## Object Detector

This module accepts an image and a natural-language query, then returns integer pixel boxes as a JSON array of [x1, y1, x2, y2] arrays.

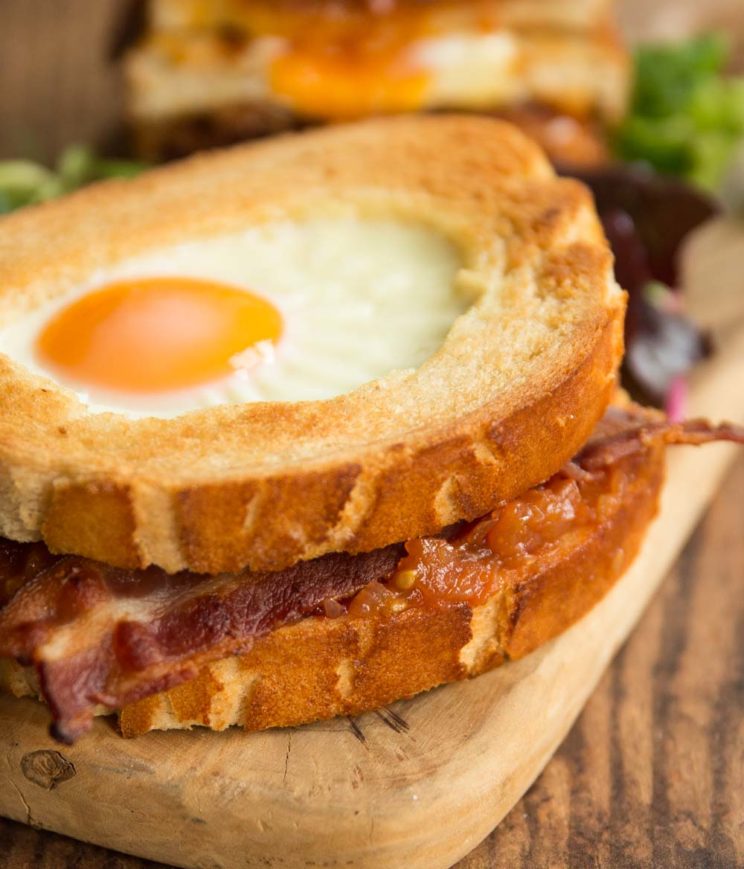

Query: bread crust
[[0, 116, 624, 574], [0, 441, 661, 736]]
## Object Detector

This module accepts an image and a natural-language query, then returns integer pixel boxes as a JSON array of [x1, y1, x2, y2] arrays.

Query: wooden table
[[1, 2, 743, 866]]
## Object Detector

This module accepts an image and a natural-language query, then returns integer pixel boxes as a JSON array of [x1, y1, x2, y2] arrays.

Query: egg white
[[0, 219, 467, 418]]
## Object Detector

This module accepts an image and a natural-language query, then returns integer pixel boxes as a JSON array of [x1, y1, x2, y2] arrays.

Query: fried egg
[[269, 33, 519, 120], [0, 219, 466, 418]]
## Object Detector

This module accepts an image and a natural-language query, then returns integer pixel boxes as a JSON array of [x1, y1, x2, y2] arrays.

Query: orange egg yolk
[[253, 0, 510, 120], [270, 47, 429, 120], [36, 277, 283, 394]]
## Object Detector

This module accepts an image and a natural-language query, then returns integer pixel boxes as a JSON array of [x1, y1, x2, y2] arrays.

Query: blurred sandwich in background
[[124, 0, 630, 164]]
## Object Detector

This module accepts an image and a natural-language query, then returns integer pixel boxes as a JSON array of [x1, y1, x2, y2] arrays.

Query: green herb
[[0, 146, 147, 214], [614, 35, 744, 193]]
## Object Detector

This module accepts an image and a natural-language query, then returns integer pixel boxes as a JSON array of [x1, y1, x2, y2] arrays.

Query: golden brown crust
[[117, 444, 665, 735], [0, 116, 624, 574]]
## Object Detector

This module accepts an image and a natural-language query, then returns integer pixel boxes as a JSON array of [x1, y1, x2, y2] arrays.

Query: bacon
[[0, 404, 742, 743], [575, 405, 744, 471], [0, 544, 402, 743]]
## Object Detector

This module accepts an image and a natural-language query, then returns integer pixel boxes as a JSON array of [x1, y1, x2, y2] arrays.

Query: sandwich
[[0, 116, 741, 743], [123, 0, 630, 164]]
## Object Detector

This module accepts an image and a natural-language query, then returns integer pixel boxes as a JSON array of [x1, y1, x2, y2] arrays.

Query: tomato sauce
[[345, 459, 633, 618]]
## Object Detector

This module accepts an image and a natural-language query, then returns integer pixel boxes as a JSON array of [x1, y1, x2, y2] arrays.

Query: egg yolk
[[270, 49, 429, 120], [36, 277, 283, 393], [252, 0, 510, 120]]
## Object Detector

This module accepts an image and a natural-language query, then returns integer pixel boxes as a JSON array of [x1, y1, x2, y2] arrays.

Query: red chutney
[[345, 460, 630, 618]]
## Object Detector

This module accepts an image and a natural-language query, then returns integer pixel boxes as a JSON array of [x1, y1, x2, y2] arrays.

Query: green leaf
[[0, 148, 148, 215], [689, 132, 740, 191], [56, 145, 97, 191], [89, 157, 149, 179], [615, 116, 695, 176], [632, 34, 728, 118], [614, 33, 744, 192], [0, 159, 57, 195]]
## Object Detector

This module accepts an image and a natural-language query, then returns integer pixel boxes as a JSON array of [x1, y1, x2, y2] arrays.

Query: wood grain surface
[[0, 1, 743, 867]]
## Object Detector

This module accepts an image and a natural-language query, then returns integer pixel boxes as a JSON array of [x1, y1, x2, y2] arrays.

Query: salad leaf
[[0, 146, 147, 214], [615, 35, 744, 193], [631, 34, 728, 118]]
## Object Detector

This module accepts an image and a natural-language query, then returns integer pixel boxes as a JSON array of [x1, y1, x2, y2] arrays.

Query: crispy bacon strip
[[0, 544, 402, 742], [0, 405, 742, 743], [575, 406, 744, 471]]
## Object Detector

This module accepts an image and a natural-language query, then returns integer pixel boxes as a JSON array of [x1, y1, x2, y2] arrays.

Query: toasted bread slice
[[0, 117, 624, 574]]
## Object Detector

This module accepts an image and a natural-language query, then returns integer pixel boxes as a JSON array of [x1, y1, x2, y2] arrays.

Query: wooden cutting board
[[1, 221, 743, 869]]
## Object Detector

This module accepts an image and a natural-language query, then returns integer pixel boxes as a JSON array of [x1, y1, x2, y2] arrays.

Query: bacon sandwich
[[0, 116, 741, 743], [124, 0, 630, 165]]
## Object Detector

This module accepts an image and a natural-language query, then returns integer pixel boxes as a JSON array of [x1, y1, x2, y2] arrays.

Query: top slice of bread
[[0, 116, 624, 574]]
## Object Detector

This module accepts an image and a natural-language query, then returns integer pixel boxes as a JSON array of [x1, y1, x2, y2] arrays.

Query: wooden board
[[1, 255, 743, 867]]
